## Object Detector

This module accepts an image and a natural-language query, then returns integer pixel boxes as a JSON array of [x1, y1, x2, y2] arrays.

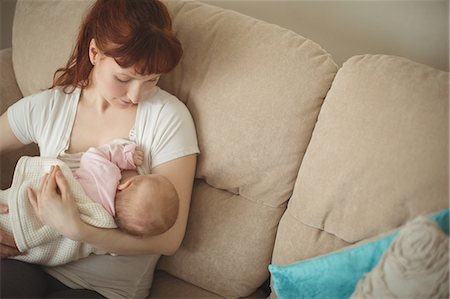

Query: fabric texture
[[351, 216, 449, 299], [155, 1, 337, 296], [0, 48, 22, 114], [272, 54, 449, 268], [11, 0, 336, 296], [40, 85, 198, 298], [10, 0, 448, 298], [0, 51, 36, 190], [269, 209, 449, 299], [12, 0, 94, 97], [6, 84, 198, 297], [7, 87, 199, 173], [46, 253, 160, 299], [75, 142, 137, 216], [0, 156, 116, 266]]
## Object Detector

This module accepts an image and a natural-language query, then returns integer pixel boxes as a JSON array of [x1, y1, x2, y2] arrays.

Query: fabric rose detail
[[351, 216, 449, 299]]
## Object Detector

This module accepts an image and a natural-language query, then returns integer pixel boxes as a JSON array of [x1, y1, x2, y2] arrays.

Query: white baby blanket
[[0, 156, 117, 266]]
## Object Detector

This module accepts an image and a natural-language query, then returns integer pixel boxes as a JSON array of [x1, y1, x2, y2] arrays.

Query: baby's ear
[[117, 179, 132, 191]]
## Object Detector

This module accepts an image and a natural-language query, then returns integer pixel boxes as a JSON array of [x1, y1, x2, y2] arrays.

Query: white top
[[7, 86, 200, 298], [8, 86, 199, 172]]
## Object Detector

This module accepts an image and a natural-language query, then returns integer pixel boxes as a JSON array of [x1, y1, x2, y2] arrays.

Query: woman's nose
[[127, 83, 143, 104]]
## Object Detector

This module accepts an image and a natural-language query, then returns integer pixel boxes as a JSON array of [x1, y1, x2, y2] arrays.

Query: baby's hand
[[133, 148, 144, 166]]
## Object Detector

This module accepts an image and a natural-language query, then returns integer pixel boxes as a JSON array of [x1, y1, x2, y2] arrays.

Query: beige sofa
[[1, 1, 448, 298]]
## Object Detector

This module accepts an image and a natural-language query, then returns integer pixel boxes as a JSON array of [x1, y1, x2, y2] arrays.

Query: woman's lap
[[0, 259, 104, 298]]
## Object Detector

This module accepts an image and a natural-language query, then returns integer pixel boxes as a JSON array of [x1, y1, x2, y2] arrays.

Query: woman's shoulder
[[141, 87, 179, 104], [140, 87, 190, 115], [23, 87, 80, 104]]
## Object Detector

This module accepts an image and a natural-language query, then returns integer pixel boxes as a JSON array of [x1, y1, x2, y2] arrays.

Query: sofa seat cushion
[[158, 180, 286, 297]]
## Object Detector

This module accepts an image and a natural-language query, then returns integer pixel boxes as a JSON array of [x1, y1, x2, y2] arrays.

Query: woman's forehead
[[112, 60, 160, 79]]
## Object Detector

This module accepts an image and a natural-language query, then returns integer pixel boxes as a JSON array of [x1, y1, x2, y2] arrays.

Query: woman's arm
[[0, 112, 25, 257], [0, 113, 25, 154], [28, 154, 197, 256]]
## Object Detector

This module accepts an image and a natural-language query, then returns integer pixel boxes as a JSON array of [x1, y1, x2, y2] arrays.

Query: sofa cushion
[[272, 54, 448, 270], [157, 1, 337, 297], [351, 213, 449, 299], [269, 209, 449, 299], [0, 48, 22, 112]]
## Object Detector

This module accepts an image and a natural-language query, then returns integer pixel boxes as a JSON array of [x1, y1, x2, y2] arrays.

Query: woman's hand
[[0, 204, 21, 257], [27, 165, 85, 241]]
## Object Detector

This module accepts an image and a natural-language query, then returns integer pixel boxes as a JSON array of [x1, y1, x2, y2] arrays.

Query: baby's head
[[114, 174, 179, 236]]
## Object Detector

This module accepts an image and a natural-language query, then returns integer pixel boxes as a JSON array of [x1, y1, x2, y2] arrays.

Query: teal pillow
[[269, 208, 449, 299]]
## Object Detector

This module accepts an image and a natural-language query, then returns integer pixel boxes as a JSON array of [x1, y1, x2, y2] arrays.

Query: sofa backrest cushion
[[12, 0, 94, 96], [272, 54, 449, 267]]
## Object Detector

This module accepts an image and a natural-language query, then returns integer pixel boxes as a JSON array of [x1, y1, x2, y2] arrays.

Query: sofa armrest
[[0, 48, 23, 114]]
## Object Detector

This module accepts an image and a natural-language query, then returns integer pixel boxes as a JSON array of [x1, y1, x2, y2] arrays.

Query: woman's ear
[[89, 38, 99, 66]]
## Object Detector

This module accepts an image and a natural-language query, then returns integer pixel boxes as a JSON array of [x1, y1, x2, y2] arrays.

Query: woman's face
[[89, 40, 160, 109], [93, 56, 160, 109]]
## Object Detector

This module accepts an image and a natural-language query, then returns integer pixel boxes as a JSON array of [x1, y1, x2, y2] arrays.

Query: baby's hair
[[115, 175, 179, 237]]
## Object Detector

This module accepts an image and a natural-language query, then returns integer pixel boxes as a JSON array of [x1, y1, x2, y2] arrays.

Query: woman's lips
[[119, 98, 133, 106]]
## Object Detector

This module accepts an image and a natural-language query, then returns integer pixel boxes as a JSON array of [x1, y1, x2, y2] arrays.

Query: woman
[[0, 0, 199, 298]]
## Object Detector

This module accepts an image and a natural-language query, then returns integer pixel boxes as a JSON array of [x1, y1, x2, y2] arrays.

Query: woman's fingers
[[0, 230, 16, 248], [39, 172, 49, 192], [0, 230, 20, 257], [55, 166, 69, 199], [44, 166, 58, 193], [0, 244, 22, 257], [27, 165, 61, 220]]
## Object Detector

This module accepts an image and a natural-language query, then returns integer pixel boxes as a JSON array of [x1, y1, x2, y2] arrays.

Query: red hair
[[51, 0, 182, 92]]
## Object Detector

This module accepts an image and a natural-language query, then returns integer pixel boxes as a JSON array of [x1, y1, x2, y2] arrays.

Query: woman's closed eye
[[115, 76, 158, 84], [115, 76, 131, 83]]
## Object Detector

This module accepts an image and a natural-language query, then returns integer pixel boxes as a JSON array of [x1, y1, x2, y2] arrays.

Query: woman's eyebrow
[[116, 71, 160, 81]]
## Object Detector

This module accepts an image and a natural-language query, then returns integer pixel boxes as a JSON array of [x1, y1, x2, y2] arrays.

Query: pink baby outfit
[[74, 142, 137, 216]]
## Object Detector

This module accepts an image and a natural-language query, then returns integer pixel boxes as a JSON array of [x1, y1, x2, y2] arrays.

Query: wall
[[202, 1, 449, 71], [1, 0, 448, 71]]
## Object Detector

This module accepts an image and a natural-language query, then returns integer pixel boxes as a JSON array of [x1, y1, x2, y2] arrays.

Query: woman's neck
[[80, 85, 111, 113]]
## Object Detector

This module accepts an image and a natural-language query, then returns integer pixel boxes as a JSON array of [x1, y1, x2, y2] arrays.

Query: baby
[[75, 140, 179, 236], [0, 140, 179, 266]]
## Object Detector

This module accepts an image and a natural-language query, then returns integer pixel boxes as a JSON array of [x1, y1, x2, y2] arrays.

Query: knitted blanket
[[0, 156, 117, 266]]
